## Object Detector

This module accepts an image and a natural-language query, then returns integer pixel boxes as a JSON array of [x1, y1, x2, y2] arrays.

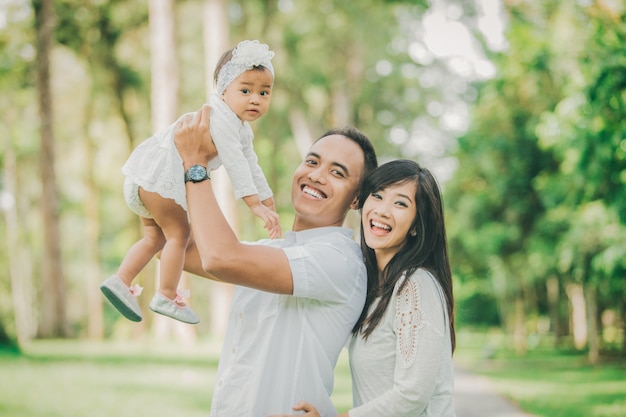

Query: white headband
[[216, 40, 275, 95]]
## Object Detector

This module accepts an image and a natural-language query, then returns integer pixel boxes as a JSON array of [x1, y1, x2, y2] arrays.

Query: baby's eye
[[260, 91, 269, 97], [241, 88, 250, 94]]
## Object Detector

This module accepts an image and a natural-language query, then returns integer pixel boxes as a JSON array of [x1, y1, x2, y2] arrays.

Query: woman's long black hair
[[352, 159, 455, 353]]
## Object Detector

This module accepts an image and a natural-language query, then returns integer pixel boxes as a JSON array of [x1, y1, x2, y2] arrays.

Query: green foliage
[[0, 1, 35, 90], [455, 280, 500, 326], [445, 0, 626, 349], [0, 322, 18, 352], [1, 0, 625, 350]]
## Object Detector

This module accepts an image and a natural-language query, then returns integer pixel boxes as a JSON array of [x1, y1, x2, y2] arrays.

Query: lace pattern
[[216, 40, 274, 95], [394, 273, 424, 368], [121, 117, 190, 212]]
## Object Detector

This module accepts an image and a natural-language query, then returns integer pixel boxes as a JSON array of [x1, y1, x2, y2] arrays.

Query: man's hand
[[174, 104, 218, 169]]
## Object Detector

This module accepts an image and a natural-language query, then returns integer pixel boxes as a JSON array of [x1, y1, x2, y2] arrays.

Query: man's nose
[[308, 168, 326, 184]]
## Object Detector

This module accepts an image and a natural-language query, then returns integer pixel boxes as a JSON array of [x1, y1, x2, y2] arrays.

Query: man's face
[[291, 134, 365, 231]]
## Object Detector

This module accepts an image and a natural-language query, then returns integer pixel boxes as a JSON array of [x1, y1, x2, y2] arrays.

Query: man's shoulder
[[306, 231, 364, 272], [255, 227, 362, 262], [305, 227, 359, 248]]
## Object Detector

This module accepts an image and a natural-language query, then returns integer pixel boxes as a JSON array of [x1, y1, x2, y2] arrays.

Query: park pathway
[[455, 366, 536, 417]]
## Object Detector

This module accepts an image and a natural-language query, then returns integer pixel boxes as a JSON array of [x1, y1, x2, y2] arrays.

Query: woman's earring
[[410, 230, 417, 237]]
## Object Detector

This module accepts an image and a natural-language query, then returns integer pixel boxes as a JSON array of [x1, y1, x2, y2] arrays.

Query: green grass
[[2, 333, 625, 417], [0, 338, 353, 417], [0, 340, 219, 417], [454, 330, 626, 417]]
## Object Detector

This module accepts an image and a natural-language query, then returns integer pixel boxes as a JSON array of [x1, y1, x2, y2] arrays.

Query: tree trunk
[[585, 282, 599, 364], [82, 90, 104, 340], [546, 275, 563, 346], [2, 127, 36, 345], [566, 282, 587, 350], [202, 0, 234, 339], [150, 0, 179, 132], [148, 0, 199, 342], [288, 109, 314, 158], [204, 0, 228, 99], [34, 0, 68, 338], [77, 4, 144, 339], [512, 291, 527, 355], [331, 81, 350, 128], [621, 296, 626, 355], [488, 256, 508, 331]]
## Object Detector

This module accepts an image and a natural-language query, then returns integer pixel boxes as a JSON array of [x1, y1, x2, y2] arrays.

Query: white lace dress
[[348, 268, 456, 417], [121, 93, 272, 214]]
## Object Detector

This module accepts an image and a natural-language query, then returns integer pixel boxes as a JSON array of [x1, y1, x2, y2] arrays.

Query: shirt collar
[[284, 226, 354, 244]]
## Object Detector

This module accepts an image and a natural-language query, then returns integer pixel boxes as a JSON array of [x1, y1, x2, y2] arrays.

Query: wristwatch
[[184, 164, 211, 183]]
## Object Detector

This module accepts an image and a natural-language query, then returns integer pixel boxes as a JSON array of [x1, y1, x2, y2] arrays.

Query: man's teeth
[[372, 221, 391, 231], [304, 186, 323, 199]]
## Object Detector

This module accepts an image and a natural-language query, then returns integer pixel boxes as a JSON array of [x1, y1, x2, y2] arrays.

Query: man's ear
[[350, 196, 359, 210]]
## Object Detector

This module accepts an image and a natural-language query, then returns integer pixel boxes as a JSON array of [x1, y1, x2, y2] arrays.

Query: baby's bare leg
[[116, 217, 166, 286], [139, 188, 190, 302]]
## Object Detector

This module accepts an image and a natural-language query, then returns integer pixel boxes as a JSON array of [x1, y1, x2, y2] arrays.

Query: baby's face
[[221, 68, 273, 122]]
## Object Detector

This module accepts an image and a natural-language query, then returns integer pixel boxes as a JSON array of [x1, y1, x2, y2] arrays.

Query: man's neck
[[292, 217, 346, 232]]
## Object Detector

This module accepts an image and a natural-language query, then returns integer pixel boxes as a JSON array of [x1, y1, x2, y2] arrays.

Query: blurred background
[[0, 0, 625, 416]]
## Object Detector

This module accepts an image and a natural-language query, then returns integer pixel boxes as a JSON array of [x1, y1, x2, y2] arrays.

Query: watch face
[[188, 165, 207, 181]]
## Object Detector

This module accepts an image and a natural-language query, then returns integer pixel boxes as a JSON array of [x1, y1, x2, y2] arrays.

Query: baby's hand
[[251, 204, 282, 239]]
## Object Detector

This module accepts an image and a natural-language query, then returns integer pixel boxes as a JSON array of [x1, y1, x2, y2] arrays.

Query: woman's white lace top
[[348, 268, 456, 417]]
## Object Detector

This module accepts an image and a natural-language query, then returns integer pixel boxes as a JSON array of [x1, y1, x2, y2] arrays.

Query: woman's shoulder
[[398, 268, 443, 298], [402, 268, 435, 286]]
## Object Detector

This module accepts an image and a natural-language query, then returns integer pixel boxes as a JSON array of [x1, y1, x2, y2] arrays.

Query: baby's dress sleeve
[[241, 123, 273, 201], [209, 95, 259, 200]]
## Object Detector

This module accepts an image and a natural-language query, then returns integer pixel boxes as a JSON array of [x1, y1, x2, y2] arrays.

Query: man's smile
[[301, 185, 327, 199]]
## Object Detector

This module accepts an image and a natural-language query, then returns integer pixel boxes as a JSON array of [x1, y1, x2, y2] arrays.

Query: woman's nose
[[374, 202, 391, 217]]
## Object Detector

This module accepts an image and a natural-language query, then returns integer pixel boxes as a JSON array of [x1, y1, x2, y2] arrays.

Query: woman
[[275, 159, 456, 417]]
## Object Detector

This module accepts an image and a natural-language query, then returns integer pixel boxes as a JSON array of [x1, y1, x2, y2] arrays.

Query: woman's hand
[[174, 104, 218, 169], [268, 401, 323, 417]]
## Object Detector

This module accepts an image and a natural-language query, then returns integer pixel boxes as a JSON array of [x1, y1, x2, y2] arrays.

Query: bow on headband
[[216, 40, 275, 95]]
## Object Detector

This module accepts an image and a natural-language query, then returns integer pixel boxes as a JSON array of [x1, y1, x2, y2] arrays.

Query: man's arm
[[175, 106, 293, 294]]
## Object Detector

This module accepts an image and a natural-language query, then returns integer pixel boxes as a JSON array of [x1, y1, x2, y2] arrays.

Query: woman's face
[[361, 180, 417, 269]]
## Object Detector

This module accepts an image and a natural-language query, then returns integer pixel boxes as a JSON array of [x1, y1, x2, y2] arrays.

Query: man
[[174, 105, 377, 417]]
